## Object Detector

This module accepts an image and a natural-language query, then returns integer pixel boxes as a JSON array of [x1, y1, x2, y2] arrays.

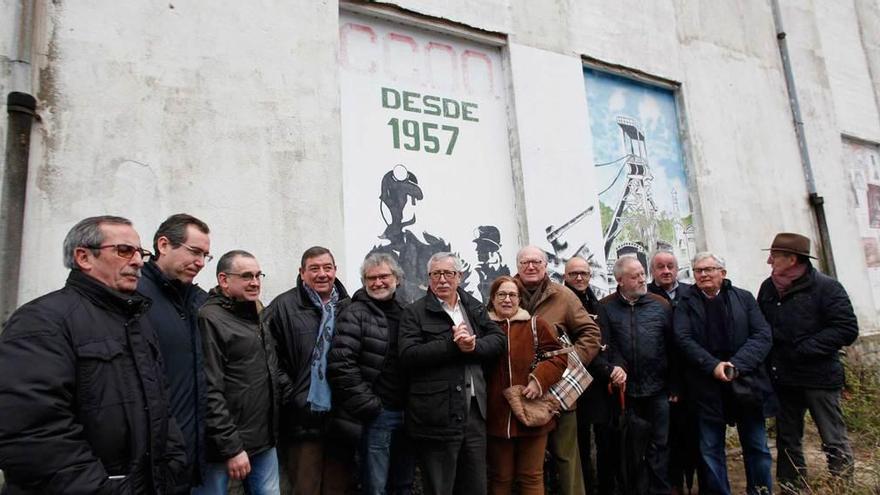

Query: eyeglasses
[[224, 271, 266, 281], [365, 273, 394, 283], [90, 244, 153, 261], [428, 270, 458, 281], [494, 291, 519, 301], [693, 266, 722, 275], [518, 259, 545, 267], [179, 243, 213, 262], [566, 271, 590, 279]]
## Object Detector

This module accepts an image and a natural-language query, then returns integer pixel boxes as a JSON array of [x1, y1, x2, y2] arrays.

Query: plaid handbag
[[528, 318, 593, 411]]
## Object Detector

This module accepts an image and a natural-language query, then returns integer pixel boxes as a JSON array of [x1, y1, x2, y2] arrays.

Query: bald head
[[564, 257, 591, 292]]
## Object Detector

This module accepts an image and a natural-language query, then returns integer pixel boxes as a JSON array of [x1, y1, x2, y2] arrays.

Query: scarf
[[305, 284, 339, 412], [771, 262, 807, 297], [519, 275, 550, 313]]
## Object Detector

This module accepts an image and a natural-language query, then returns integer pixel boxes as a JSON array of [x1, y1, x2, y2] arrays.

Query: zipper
[[505, 318, 512, 439], [630, 304, 638, 395]]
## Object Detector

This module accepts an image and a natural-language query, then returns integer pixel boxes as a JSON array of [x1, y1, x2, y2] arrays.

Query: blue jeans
[[698, 415, 772, 495], [361, 407, 415, 495], [194, 447, 280, 495]]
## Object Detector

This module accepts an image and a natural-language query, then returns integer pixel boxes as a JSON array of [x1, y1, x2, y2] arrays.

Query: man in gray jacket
[[197, 250, 284, 495]]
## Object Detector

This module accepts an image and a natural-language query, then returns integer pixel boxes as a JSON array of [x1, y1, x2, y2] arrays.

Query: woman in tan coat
[[486, 276, 567, 495]]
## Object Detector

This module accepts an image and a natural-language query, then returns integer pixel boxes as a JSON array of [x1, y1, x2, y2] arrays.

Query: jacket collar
[[350, 287, 405, 310], [295, 274, 350, 309], [425, 287, 475, 314], [67, 269, 151, 317], [515, 274, 558, 310], [143, 260, 202, 303], [611, 289, 654, 306], [488, 307, 530, 322], [205, 286, 261, 320], [782, 262, 815, 296]]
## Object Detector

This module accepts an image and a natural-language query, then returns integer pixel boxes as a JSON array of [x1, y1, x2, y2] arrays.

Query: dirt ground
[[726, 419, 879, 494]]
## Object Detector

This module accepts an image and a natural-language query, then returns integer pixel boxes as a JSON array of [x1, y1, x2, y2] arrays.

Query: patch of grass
[[843, 357, 880, 447]]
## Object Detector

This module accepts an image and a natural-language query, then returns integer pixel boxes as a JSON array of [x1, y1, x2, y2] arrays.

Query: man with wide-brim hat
[[756, 232, 859, 492]]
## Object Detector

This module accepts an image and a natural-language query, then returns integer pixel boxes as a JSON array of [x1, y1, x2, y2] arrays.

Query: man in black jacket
[[0, 215, 186, 494], [264, 246, 353, 494], [398, 252, 505, 495], [600, 255, 676, 494], [675, 252, 775, 495], [139, 213, 212, 492], [197, 251, 284, 494], [647, 249, 700, 495], [564, 256, 622, 495], [647, 249, 691, 307], [328, 253, 415, 495], [757, 233, 858, 490]]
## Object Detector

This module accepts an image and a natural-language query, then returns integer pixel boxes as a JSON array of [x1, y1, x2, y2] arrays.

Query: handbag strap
[[529, 316, 539, 371]]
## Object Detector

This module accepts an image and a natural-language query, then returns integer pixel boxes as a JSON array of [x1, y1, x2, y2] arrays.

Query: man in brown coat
[[515, 245, 602, 495]]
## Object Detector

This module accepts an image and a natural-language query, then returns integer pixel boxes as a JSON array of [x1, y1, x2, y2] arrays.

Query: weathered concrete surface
[[19, 1, 345, 302], [781, 0, 880, 328]]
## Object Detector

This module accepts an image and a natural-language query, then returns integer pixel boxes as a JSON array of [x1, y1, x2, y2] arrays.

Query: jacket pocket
[[75, 338, 127, 410], [408, 380, 450, 427]]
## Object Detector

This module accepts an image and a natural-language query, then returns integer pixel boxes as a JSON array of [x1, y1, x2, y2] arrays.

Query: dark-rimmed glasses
[[566, 271, 590, 279], [494, 291, 519, 301], [428, 270, 458, 281], [693, 266, 722, 275], [223, 271, 266, 282], [89, 244, 153, 261]]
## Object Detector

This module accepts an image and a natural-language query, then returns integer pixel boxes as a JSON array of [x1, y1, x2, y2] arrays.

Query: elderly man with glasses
[[398, 252, 505, 495], [0, 215, 187, 493], [674, 252, 777, 495], [196, 250, 285, 495], [515, 246, 601, 495], [138, 213, 213, 493]]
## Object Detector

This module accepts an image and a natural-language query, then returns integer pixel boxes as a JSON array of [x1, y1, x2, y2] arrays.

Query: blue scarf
[[305, 285, 338, 412]]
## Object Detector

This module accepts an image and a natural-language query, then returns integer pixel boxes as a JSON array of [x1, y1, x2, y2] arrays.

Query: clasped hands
[[452, 323, 476, 353]]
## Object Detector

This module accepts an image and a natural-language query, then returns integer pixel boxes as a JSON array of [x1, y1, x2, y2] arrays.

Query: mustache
[[122, 268, 142, 278]]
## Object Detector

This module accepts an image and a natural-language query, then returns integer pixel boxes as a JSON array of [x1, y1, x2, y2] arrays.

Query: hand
[[452, 323, 475, 352], [226, 451, 251, 480], [713, 362, 735, 382], [454, 333, 476, 353], [609, 366, 627, 386], [669, 394, 679, 403], [523, 378, 542, 399]]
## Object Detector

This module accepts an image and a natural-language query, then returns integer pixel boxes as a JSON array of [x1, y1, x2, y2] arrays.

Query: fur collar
[[488, 307, 531, 322]]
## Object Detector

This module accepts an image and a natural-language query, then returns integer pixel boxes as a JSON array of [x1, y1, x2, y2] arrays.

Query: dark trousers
[[415, 400, 487, 495], [578, 421, 616, 495], [629, 394, 671, 495], [776, 387, 854, 490], [284, 438, 354, 494], [667, 401, 701, 494]]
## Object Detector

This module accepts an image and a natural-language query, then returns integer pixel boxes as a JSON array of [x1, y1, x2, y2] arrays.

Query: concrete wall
[[1, 0, 878, 331], [16, 1, 345, 301]]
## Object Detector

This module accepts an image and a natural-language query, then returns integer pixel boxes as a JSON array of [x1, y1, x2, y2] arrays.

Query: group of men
[[0, 212, 860, 495], [562, 235, 858, 495]]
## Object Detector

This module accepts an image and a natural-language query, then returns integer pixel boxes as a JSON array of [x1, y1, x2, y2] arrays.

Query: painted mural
[[844, 138, 880, 302], [338, 12, 518, 302], [584, 69, 694, 290]]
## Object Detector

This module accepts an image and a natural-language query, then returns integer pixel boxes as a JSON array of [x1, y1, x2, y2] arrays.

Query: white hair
[[692, 251, 726, 269], [426, 252, 463, 273]]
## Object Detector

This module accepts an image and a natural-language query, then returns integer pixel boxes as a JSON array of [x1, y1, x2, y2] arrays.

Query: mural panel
[[585, 69, 694, 291], [339, 13, 518, 301], [844, 138, 880, 300]]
